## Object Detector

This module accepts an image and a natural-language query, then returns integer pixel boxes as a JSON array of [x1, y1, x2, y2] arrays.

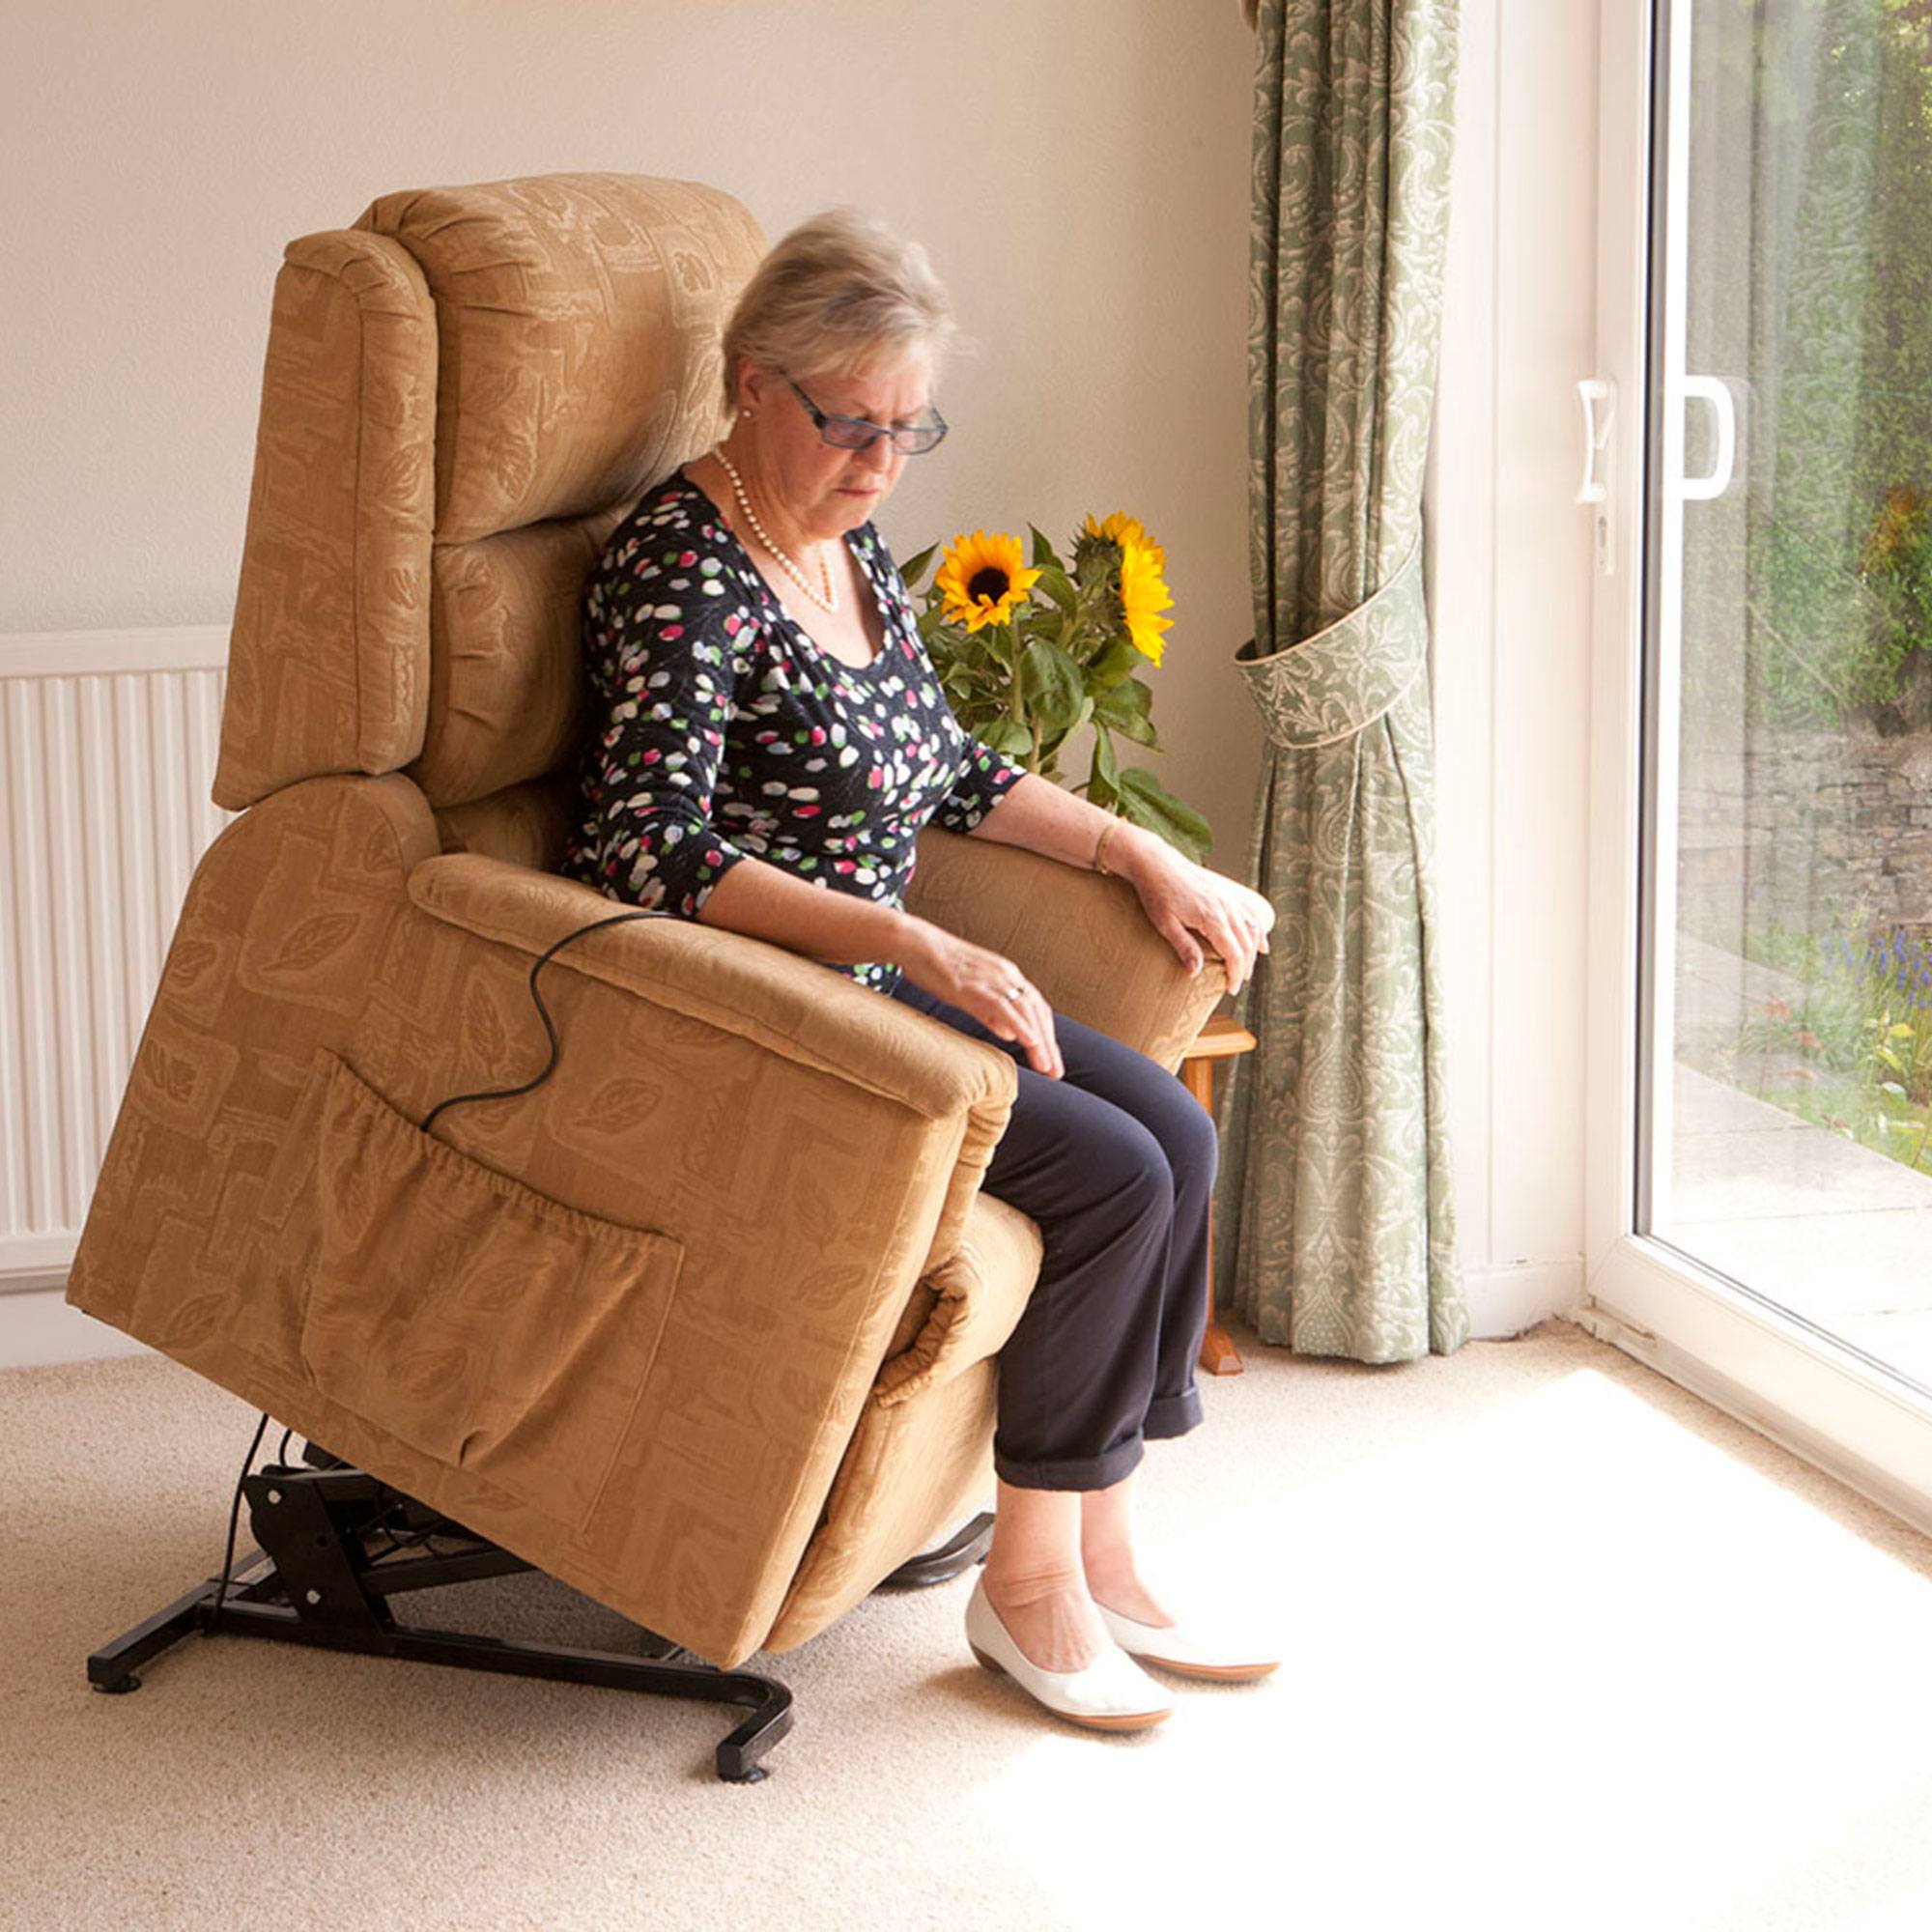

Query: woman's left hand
[[1120, 833, 1276, 995]]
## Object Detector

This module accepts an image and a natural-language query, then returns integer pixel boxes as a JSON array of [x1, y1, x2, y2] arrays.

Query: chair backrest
[[212, 173, 766, 870]]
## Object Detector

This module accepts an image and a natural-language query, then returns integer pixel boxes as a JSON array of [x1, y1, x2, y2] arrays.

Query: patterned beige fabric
[[213, 173, 765, 834], [413, 507, 626, 808], [902, 831, 1222, 1077], [68, 175, 1229, 1672], [212, 232, 437, 811], [765, 1351, 1003, 1651], [406, 852, 1025, 1129], [871, 1192, 1042, 1408], [236, 1045, 690, 1534], [432, 772, 580, 870], [352, 175, 764, 544]]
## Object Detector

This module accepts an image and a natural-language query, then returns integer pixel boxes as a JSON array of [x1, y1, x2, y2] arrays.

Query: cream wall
[[2, 0, 1263, 862]]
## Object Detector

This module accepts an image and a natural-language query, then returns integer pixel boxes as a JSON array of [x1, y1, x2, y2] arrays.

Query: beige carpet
[[7, 1315, 1932, 1932]]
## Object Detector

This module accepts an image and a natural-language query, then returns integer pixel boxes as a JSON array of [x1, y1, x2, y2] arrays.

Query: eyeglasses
[[783, 375, 949, 455]]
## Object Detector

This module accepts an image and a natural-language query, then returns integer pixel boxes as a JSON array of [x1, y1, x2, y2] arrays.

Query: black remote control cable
[[419, 906, 683, 1133]]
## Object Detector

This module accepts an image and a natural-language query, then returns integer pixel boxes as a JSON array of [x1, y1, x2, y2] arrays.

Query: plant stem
[[1005, 620, 1031, 765]]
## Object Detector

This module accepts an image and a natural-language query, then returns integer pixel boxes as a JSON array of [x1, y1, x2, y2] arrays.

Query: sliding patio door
[[1581, 0, 1932, 1530]]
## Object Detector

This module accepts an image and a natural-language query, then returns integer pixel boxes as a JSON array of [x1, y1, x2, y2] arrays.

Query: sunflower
[[935, 528, 1041, 633], [1080, 510, 1168, 577], [1116, 534, 1175, 665]]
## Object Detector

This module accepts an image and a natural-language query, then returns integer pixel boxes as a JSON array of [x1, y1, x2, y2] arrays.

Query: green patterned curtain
[[1211, 0, 1468, 1360]]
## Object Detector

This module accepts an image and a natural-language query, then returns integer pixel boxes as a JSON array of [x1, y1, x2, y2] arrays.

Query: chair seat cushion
[[874, 1190, 1043, 1407]]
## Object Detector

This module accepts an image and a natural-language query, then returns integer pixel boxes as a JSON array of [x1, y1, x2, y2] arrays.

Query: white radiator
[[1, 628, 233, 1294]]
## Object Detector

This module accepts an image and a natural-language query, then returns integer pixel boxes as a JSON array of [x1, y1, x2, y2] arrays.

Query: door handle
[[1576, 377, 1616, 503], [1677, 374, 1736, 501], [1577, 377, 1618, 576]]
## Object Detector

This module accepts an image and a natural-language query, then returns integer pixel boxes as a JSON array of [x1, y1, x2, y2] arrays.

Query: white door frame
[[1575, 0, 1932, 1537]]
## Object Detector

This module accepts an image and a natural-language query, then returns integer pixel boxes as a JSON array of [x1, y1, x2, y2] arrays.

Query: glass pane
[[1650, 0, 1932, 1391]]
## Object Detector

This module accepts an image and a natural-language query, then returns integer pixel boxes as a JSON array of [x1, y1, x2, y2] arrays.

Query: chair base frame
[[85, 1439, 995, 1783]]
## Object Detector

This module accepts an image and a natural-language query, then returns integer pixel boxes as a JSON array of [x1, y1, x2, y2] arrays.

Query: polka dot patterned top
[[558, 469, 1030, 998]]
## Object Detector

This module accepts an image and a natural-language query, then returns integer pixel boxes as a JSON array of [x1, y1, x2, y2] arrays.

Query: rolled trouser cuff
[[1142, 1385, 1204, 1440], [992, 1433, 1147, 1492]]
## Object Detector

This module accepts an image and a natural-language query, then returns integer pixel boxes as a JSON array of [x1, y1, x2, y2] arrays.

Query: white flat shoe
[[965, 1575, 1174, 1732], [1094, 1600, 1282, 1681]]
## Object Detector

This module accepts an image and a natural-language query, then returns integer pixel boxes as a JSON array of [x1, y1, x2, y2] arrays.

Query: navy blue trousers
[[886, 972, 1215, 1491]]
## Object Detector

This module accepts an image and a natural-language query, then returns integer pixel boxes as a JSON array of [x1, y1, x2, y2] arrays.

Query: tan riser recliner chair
[[66, 172, 1225, 1780]]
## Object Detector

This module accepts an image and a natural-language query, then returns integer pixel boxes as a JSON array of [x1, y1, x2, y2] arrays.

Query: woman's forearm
[[688, 774, 1171, 980], [692, 850, 929, 974], [959, 770, 1168, 884]]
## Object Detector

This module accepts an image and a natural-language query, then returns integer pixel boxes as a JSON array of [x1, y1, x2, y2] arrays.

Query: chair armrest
[[904, 826, 1229, 1071], [407, 852, 1017, 1122], [407, 850, 1022, 1339]]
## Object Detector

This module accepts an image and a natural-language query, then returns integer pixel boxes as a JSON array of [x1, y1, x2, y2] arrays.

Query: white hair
[[719, 206, 963, 413]]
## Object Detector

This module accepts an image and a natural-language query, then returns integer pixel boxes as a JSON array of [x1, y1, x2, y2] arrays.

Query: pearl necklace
[[713, 446, 841, 616]]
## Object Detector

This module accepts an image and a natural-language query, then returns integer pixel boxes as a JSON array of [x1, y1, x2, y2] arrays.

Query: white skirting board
[[1, 1286, 156, 1369]]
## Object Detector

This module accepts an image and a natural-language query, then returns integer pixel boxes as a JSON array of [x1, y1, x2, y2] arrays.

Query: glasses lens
[[815, 412, 947, 453], [821, 416, 878, 449]]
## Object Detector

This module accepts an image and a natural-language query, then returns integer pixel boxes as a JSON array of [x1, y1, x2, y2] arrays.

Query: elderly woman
[[559, 207, 1278, 1733]]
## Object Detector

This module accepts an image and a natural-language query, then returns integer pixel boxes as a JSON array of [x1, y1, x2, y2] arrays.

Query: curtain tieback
[[1234, 526, 1429, 751]]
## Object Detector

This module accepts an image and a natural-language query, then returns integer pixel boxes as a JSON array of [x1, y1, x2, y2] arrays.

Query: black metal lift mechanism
[[86, 1438, 994, 1783]]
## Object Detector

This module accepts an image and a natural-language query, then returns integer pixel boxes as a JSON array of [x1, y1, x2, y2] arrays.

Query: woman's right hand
[[899, 922, 1065, 1080]]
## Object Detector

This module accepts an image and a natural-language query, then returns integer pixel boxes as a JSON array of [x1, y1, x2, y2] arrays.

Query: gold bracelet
[[1094, 818, 1120, 876]]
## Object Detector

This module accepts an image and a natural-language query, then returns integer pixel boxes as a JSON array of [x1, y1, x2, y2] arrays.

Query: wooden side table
[[1179, 1009, 1257, 1376]]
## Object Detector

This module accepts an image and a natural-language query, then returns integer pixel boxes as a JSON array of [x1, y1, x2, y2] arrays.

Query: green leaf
[[1018, 638, 1086, 732], [1094, 676, 1157, 744], [1112, 766, 1213, 864], [1085, 755, 1119, 811], [1029, 524, 1065, 573], [1090, 635, 1144, 690], [1034, 563, 1079, 618], [898, 542, 939, 590]]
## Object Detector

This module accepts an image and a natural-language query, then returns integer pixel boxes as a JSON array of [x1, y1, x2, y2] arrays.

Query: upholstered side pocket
[[252, 1046, 685, 1533]]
